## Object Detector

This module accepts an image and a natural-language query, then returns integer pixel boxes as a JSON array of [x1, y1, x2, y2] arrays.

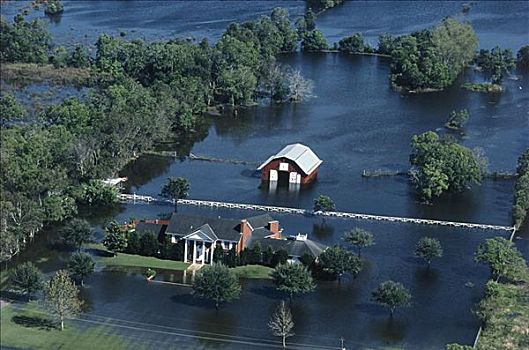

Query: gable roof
[[182, 224, 218, 242], [246, 214, 274, 230], [165, 213, 241, 242], [135, 222, 166, 236], [251, 237, 327, 258], [257, 143, 322, 175]]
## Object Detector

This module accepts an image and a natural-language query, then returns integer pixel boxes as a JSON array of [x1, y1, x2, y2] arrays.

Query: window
[[279, 162, 289, 171]]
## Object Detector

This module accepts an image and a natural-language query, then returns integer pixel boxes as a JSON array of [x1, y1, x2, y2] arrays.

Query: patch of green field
[[88, 243, 189, 271], [0, 302, 135, 350], [231, 265, 273, 279]]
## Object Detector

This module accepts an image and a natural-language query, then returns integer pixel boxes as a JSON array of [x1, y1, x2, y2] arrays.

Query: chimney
[[239, 219, 252, 253], [268, 220, 281, 238]]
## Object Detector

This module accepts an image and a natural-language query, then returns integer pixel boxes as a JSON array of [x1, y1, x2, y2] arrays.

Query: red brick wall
[[237, 219, 252, 253], [260, 158, 319, 184]]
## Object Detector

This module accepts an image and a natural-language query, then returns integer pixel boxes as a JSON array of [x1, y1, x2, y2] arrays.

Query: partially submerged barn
[[258, 143, 322, 185]]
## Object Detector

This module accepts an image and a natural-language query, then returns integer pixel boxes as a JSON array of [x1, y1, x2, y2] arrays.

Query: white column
[[210, 243, 215, 264], [200, 242, 205, 265], [184, 239, 188, 263], [193, 240, 197, 264]]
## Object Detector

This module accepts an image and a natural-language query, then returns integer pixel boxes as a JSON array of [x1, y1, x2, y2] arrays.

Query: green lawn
[[88, 243, 189, 271], [1, 302, 138, 350], [231, 265, 273, 279]]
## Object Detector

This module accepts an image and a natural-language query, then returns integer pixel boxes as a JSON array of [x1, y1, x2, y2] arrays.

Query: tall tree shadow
[[12, 315, 56, 330]]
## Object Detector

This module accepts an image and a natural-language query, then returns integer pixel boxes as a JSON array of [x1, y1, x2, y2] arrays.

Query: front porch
[[183, 239, 215, 265]]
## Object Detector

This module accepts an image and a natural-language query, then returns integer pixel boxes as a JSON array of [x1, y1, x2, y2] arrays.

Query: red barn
[[258, 143, 322, 185]]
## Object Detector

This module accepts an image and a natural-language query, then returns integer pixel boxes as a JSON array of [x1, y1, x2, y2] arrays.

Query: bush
[[139, 232, 159, 257], [144, 268, 156, 279], [75, 180, 118, 206], [338, 33, 365, 53], [302, 30, 329, 52], [271, 249, 289, 267]]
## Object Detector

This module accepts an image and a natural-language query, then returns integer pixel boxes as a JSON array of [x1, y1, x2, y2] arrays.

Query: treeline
[[0, 8, 314, 265], [513, 149, 529, 228]]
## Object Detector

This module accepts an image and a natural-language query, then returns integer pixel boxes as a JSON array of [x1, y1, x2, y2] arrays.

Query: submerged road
[[118, 194, 516, 234]]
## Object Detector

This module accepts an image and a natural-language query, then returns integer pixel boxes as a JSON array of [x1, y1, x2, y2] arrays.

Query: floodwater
[[2, 1, 529, 349]]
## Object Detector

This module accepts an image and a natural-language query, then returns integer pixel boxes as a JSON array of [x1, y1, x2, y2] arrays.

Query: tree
[[247, 242, 262, 264], [271, 249, 289, 267], [517, 45, 529, 69], [304, 9, 316, 31], [272, 263, 316, 302], [224, 246, 239, 267], [313, 195, 336, 213], [0, 93, 26, 121], [42, 270, 83, 330], [126, 230, 141, 254], [217, 66, 257, 106], [302, 30, 328, 52], [338, 33, 366, 53], [476, 46, 516, 84], [268, 300, 295, 349], [372, 280, 411, 316], [377, 34, 397, 55], [9, 262, 43, 300], [343, 228, 374, 256], [286, 69, 313, 102], [414, 237, 443, 268], [390, 18, 477, 90], [445, 109, 469, 130], [68, 252, 95, 286], [318, 246, 363, 282], [192, 263, 241, 309], [262, 245, 274, 266], [0, 16, 51, 64], [139, 231, 159, 257], [60, 218, 93, 250], [160, 177, 189, 211], [475, 237, 527, 282], [410, 131, 485, 200], [102, 221, 128, 255], [513, 149, 529, 228]]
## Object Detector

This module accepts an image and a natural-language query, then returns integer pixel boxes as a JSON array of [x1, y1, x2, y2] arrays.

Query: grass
[[476, 279, 529, 350], [231, 265, 273, 279], [87, 243, 189, 271], [1, 302, 137, 350], [0, 63, 93, 86], [461, 82, 502, 93]]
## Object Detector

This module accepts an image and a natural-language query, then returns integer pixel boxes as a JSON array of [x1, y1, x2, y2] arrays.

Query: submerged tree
[[475, 237, 527, 282], [9, 262, 43, 300], [476, 46, 516, 84], [444, 109, 469, 131], [272, 263, 316, 302], [372, 280, 411, 317], [318, 246, 363, 282], [414, 237, 443, 269], [343, 228, 374, 257], [313, 195, 336, 213], [410, 131, 485, 200], [68, 252, 95, 286], [268, 300, 295, 349], [42, 270, 83, 330], [192, 263, 241, 310], [160, 177, 190, 211], [286, 69, 314, 102]]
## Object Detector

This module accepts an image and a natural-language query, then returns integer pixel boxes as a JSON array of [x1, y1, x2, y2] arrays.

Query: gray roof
[[252, 238, 327, 258], [135, 222, 166, 236], [258, 143, 322, 175], [165, 213, 241, 242], [246, 214, 275, 230], [183, 223, 218, 242]]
